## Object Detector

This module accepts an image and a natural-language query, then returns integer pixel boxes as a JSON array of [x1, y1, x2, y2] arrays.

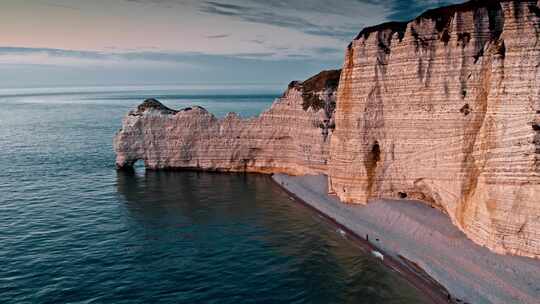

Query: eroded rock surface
[[115, 70, 340, 175], [330, 0, 540, 258]]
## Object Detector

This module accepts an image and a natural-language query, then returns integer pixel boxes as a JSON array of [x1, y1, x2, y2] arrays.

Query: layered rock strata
[[115, 0, 540, 259], [329, 0, 540, 258], [114, 70, 340, 175]]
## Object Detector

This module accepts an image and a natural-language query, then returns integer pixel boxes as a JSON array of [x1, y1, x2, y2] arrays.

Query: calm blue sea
[[0, 85, 427, 303]]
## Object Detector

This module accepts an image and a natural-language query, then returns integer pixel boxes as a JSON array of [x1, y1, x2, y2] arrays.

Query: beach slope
[[273, 174, 540, 304]]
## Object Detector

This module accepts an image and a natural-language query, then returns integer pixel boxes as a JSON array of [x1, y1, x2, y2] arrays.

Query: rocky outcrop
[[114, 70, 340, 175], [329, 0, 540, 258], [115, 0, 540, 259]]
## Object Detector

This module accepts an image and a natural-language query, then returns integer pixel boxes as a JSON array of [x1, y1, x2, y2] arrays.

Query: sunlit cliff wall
[[115, 70, 340, 175], [329, 0, 540, 258]]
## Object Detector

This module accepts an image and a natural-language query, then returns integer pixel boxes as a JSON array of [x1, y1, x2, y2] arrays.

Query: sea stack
[[115, 0, 539, 259]]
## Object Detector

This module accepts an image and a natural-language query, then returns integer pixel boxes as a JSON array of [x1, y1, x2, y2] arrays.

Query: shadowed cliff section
[[288, 69, 341, 112]]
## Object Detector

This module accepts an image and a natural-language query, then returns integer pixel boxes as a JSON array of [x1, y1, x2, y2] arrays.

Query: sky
[[0, 0, 462, 88]]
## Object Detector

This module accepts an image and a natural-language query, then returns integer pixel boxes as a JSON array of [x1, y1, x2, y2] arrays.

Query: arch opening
[[133, 159, 145, 171], [116, 158, 145, 173]]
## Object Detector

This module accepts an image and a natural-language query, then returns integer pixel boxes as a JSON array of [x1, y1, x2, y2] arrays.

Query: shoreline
[[271, 174, 453, 304], [271, 174, 540, 304]]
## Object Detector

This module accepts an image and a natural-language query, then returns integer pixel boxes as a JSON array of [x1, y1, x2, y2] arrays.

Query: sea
[[0, 85, 428, 303]]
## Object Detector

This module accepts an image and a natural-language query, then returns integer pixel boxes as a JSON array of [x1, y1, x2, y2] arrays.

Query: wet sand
[[272, 174, 540, 304]]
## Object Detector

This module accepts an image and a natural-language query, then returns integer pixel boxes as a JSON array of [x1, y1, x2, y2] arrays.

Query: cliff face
[[114, 70, 340, 175], [115, 0, 540, 259], [329, 0, 540, 258]]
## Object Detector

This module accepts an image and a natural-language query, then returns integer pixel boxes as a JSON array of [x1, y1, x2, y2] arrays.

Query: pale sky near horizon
[[0, 0, 462, 88]]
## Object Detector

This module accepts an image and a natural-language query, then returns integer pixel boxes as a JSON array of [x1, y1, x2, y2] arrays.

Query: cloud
[[0, 46, 344, 88], [197, 0, 466, 41], [119, 0, 464, 46], [313, 47, 343, 55], [199, 1, 365, 41], [249, 39, 265, 45], [386, 0, 464, 21], [0, 47, 108, 60], [0, 47, 195, 68], [34, 0, 81, 11], [0, 46, 321, 69], [1, 0, 469, 88], [205, 34, 231, 39], [203, 1, 245, 11]]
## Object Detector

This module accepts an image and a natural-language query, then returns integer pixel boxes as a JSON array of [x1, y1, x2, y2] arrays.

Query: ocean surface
[[0, 85, 427, 303]]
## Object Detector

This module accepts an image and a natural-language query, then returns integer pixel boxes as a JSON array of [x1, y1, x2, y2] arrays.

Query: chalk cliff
[[114, 70, 340, 175], [115, 0, 539, 259], [329, 0, 540, 259]]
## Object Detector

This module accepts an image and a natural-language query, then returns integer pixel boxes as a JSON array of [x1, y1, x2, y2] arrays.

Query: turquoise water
[[0, 86, 427, 303]]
